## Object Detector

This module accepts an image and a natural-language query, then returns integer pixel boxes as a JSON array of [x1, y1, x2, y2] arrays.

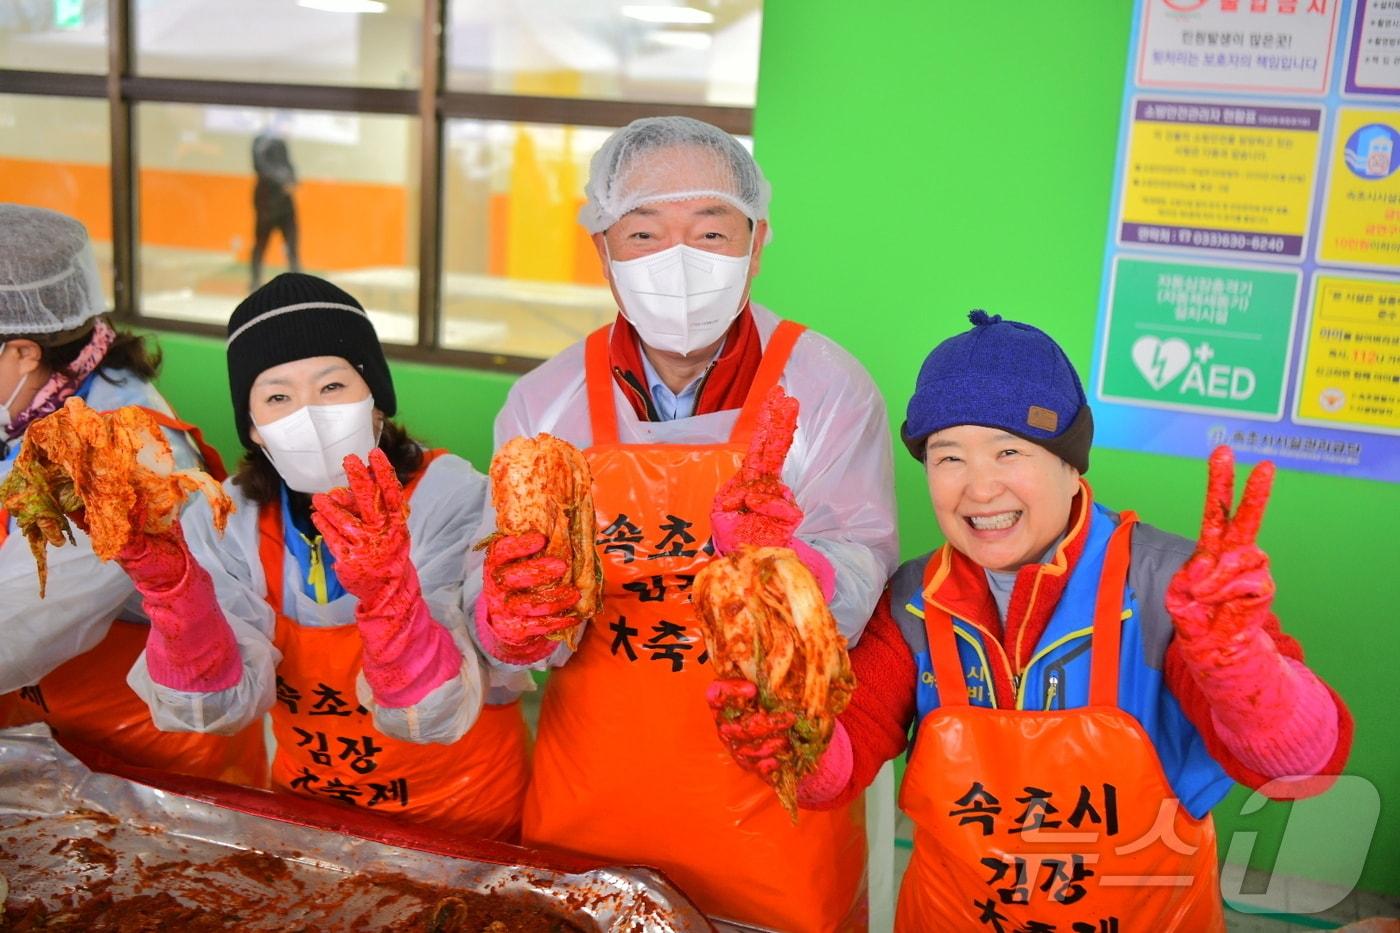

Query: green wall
[[145, 0, 1397, 900], [750, 0, 1398, 898]]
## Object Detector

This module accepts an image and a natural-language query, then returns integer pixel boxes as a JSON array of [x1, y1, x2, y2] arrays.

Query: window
[[0, 0, 760, 369], [0, 93, 112, 296]]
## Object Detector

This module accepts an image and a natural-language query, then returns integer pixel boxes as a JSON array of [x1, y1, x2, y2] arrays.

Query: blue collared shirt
[[639, 350, 718, 422]]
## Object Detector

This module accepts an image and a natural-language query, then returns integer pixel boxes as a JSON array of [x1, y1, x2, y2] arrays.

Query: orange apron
[[260, 450, 529, 841], [0, 410, 262, 785], [0, 617, 268, 786], [895, 513, 1226, 932], [138, 406, 229, 482], [522, 322, 867, 933]]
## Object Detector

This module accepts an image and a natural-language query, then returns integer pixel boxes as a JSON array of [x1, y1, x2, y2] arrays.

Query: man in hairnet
[[475, 117, 898, 931]]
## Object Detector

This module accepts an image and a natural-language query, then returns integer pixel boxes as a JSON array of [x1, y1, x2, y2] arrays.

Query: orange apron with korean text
[[0, 410, 263, 786], [261, 450, 529, 841], [0, 615, 267, 786], [522, 322, 867, 933], [895, 514, 1226, 932]]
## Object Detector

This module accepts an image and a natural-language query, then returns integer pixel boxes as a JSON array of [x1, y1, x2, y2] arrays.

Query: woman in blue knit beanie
[[712, 310, 1353, 931]]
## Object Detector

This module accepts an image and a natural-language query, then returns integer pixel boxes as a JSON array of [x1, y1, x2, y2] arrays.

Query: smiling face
[[925, 424, 1081, 572], [247, 355, 376, 444]]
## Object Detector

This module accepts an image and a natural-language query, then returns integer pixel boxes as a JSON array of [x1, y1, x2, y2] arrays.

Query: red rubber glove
[[311, 449, 461, 709], [476, 531, 582, 664], [705, 677, 853, 810], [710, 493, 836, 601], [705, 678, 796, 779], [711, 478, 805, 549], [116, 523, 242, 693], [1164, 446, 1338, 778], [709, 386, 836, 599]]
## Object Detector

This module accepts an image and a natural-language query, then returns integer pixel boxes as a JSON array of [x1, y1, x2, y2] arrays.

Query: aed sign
[[1098, 256, 1300, 420]]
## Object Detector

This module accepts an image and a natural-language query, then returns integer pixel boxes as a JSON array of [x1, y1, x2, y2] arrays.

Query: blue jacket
[[889, 499, 1234, 819]]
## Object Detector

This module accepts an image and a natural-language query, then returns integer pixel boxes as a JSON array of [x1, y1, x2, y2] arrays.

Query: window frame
[[0, 0, 754, 373]]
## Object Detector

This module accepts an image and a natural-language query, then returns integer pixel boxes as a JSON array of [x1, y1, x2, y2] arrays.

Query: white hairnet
[[578, 116, 772, 238], [0, 204, 106, 341]]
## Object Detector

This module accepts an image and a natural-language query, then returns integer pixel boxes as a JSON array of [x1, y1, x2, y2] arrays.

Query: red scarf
[[6, 317, 117, 438], [927, 487, 1093, 709], [608, 304, 764, 421]]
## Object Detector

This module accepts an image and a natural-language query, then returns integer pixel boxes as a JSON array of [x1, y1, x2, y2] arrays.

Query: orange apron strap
[[407, 448, 448, 498], [0, 509, 8, 549], [257, 448, 447, 615], [923, 606, 970, 708], [584, 325, 619, 446], [136, 406, 228, 483], [728, 320, 807, 445], [258, 501, 286, 616], [1088, 510, 1139, 708]]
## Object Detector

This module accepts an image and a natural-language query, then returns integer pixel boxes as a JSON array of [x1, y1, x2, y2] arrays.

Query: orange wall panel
[[138, 169, 408, 270], [0, 158, 112, 240]]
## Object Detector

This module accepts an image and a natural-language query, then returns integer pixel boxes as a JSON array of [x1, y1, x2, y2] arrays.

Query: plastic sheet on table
[[0, 724, 713, 931]]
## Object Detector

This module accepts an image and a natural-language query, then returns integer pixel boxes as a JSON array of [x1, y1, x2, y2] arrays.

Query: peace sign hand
[[1165, 446, 1277, 642], [311, 448, 411, 603]]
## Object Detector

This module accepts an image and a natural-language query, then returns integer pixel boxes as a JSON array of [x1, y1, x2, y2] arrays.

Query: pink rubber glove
[[476, 531, 582, 664], [116, 524, 242, 693], [1165, 446, 1338, 778], [711, 508, 836, 602], [311, 449, 461, 709], [797, 720, 854, 809]]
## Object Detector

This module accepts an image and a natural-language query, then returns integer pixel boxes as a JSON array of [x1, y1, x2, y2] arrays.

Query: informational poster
[[1093, 0, 1400, 481], [1344, 0, 1400, 96]]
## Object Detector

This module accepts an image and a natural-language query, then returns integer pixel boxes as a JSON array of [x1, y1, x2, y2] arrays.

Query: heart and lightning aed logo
[[1131, 336, 1192, 390]]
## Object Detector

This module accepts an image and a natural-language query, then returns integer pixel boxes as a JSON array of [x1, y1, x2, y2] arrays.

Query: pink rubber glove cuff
[[359, 596, 464, 709], [1178, 626, 1340, 779], [797, 719, 854, 809], [711, 511, 836, 603], [789, 538, 836, 603], [122, 538, 242, 694]]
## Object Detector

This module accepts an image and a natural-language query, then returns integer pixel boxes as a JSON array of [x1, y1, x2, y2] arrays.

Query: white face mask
[[0, 342, 30, 437], [253, 395, 377, 494], [608, 243, 752, 355]]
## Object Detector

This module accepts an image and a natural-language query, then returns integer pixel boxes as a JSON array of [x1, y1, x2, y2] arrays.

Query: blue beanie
[[900, 310, 1093, 472]]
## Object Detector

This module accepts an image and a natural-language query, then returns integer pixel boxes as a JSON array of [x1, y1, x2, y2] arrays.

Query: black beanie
[[227, 273, 396, 450]]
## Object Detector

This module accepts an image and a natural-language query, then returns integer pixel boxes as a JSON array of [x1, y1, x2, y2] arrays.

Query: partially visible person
[[476, 117, 898, 931], [0, 203, 265, 786], [713, 311, 1353, 932], [123, 273, 528, 839], [250, 112, 300, 289]]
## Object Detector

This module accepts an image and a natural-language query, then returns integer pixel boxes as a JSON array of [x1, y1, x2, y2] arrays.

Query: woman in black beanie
[[120, 272, 530, 840]]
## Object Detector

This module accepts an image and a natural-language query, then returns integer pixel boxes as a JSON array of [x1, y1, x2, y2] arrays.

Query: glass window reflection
[[136, 103, 419, 344], [0, 93, 113, 302], [134, 0, 422, 88], [447, 0, 762, 106], [0, 1, 108, 74]]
